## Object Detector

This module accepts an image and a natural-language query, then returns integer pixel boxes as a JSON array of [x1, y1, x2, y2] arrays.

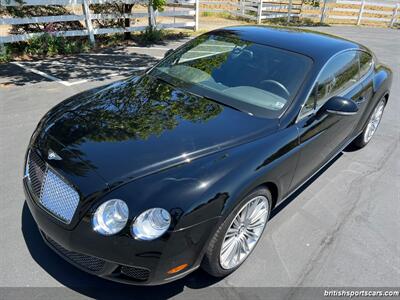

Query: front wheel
[[201, 187, 272, 277], [352, 98, 386, 149]]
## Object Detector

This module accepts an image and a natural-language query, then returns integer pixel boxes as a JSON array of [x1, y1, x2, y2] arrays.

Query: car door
[[290, 50, 365, 188]]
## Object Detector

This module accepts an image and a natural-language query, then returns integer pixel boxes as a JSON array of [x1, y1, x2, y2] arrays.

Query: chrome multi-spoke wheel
[[219, 196, 269, 270], [363, 99, 385, 144]]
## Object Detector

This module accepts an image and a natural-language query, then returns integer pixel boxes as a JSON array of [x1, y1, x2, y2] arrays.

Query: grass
[[201, 11, 253, 23], [201, 11, 232, 19]]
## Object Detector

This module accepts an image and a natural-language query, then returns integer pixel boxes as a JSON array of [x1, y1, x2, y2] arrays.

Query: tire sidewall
[[363, 98, 386, 144], [353, 97, 386, 148]]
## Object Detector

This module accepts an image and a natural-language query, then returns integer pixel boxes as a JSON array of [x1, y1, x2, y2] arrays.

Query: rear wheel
[[201, 187, 272, 277], [352, 98, 386, 149]]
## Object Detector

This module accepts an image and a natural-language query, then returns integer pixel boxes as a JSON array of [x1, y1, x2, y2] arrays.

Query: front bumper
[[23, 178, 220, 285]]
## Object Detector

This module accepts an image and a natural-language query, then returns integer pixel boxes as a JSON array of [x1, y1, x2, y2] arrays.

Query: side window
[[315, 51, 359, 108], [359, 51, 373, 79]]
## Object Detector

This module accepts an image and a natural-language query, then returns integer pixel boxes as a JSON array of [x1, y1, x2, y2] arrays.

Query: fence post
[[287, 0, 293, 23], [357, 0, 365, 25], [320, 0, 328, 23], [390, 3, 399, 27], [81, 0, 95, 45], [257, 0, 263, 24], [195, 0, 199, 31]]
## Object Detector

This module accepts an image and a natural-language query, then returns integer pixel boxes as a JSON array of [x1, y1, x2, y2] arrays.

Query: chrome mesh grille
[[39, 169, 79, 223], [27, 150, 79, 224]]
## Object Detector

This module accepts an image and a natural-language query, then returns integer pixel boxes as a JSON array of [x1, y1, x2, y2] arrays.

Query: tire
[[352, 97, 386, 149], [201, 187, 272, 277]]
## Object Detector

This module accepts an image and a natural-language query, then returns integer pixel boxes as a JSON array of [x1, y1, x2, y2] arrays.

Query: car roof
[[210, 26, 365, 64]]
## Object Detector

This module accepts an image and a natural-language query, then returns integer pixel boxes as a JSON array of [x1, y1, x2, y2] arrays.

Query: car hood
[[35, 75, 278, 188]]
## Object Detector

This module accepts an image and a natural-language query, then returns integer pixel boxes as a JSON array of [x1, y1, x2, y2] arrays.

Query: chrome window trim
[[296, 49, 375, 123]]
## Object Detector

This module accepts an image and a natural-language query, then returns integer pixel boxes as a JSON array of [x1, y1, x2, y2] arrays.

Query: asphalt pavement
[[0, 26, 399, 299]]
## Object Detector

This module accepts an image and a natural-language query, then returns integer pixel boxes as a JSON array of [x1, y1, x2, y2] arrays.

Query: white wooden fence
[[302, 0, 400, 26], [0, 0, 398, 45], [200, 0, 399, 26], [201, 0, 302, 22], [0, 0, 200, 44]]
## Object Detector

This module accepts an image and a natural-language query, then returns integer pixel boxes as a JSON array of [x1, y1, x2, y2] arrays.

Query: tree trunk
[[124, 4, 134, 40], [148, 3, 153, 29]]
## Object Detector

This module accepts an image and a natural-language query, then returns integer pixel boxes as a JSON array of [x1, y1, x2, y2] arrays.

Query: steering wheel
[[260, 80, 290, 99]]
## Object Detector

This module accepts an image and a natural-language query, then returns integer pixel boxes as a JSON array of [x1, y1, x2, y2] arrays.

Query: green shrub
[[138, 27, 166, 44], [0, 27, 189, 63], [0, 45, 11, 63], [0, 33, 93, 63], [23, 33, 91, 56]]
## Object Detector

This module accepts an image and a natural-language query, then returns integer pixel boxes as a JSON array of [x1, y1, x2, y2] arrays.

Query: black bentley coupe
[[23, 26, 392, 285]]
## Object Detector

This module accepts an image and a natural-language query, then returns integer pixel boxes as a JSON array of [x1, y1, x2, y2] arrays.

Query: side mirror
[[321, 96, 359, 116], [164, 49, 174, 58]]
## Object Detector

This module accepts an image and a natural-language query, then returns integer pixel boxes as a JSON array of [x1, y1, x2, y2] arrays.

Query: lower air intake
[[46, 235, 106, 272], [121, 265, 150, 281]]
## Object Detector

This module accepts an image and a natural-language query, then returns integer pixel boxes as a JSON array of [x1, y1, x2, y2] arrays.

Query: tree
[[90, 0, 166, 40], [148, 0, 166, 28], [89, 1, 137, 40]]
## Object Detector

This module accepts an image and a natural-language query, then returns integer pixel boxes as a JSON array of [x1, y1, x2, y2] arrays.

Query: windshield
[[149, 33, 312, 118]]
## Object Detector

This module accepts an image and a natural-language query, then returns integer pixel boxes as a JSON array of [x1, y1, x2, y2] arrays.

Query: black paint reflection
[[36, 71, 271, 183]]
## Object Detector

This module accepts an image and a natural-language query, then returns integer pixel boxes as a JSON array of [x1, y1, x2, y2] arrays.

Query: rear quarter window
[[359, 51, 373, 79]]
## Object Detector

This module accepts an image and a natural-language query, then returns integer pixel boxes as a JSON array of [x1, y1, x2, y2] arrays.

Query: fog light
[[167, 264, 189, 274]]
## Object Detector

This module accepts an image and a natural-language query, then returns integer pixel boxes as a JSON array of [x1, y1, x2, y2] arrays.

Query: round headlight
[[131, 208, 171, 241], [92, 199, 129, 236]]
